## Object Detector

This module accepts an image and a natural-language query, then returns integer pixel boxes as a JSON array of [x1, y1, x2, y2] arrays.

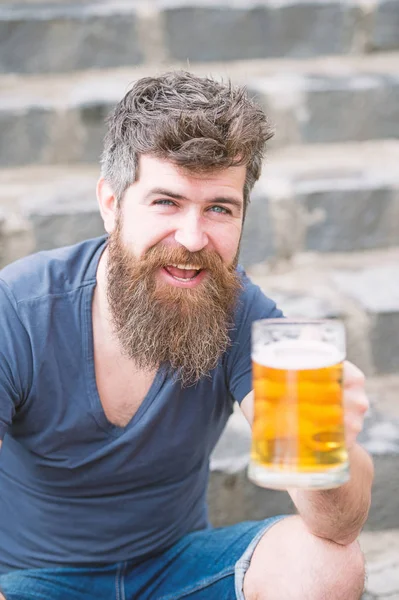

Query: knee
[[325, 540, 365, 599], [243, 516, 366, 600]]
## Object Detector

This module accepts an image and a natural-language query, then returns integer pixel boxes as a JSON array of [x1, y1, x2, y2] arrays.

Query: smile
[[160, 265, 206, 288], [163, 264, 202, 281]]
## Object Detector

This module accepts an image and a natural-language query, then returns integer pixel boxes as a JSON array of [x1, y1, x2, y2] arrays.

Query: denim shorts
[[0, 516, 287, 600]]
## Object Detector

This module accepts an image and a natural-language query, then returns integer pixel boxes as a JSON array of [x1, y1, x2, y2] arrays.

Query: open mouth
[[163, 263, 203, 282]]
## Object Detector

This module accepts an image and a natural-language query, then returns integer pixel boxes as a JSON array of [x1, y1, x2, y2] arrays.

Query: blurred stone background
[[0, 1, 398, 597]]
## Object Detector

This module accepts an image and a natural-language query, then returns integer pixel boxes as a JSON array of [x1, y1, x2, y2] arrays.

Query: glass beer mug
[[248, 319, 350, 489]]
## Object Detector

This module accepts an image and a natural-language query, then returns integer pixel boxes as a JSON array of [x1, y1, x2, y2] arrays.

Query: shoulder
[[0, 236, 107, 304], [221, 266, 282, 402], [233, 265, 283, 331]]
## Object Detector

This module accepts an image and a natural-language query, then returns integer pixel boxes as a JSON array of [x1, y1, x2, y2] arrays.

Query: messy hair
[[101, 71, 273, 212]]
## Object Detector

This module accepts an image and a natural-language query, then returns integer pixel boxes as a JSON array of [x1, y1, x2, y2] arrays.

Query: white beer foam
[[252, 340, 345, 370]]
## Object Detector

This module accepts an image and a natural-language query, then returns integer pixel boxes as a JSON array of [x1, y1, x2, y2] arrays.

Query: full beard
[[106, 226, 242, 386]]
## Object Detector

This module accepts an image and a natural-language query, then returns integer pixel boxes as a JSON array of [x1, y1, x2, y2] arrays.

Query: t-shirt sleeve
[[0, 279, 32, 440], [225, 271, 283, 404]]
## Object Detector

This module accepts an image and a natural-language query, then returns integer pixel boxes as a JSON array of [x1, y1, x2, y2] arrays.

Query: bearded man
[[0, 72, 372, 600]]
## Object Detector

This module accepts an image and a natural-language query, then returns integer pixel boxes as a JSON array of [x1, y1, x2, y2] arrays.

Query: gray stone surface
[[163, 1, 359, 62], [239, 189, 275, 268], [252, 72, 399, 148], [0, 107, 53, 167], [0, 165, 101, 260], [258, 141, 399, 256], [17, 171, 104, 251], [264, 291, 341, 320], [0, 99, 116, 166], [370, 312, 399, 375], [302, 73, 399, 143], [0, 3, 143, 74], [360, 529, 399, 599], [372, 0, 399, 52], [332, 265, 399, 374], [366, 559, 399, 598], [297, 179, 399, 253], [29, 209, 104, 252], [331, 265, 399, 314], [77, 101, 114, 164]]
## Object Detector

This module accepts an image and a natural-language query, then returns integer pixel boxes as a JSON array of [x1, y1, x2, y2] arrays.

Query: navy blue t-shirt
[[0, 236, 282, 573]]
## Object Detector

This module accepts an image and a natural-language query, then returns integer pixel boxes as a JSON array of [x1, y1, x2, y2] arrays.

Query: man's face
[[118, 154, 245, 279], [103, 155, 247, 385]]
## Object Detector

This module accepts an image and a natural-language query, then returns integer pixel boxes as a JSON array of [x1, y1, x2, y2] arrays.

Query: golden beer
[[248, 325, 349, 489]]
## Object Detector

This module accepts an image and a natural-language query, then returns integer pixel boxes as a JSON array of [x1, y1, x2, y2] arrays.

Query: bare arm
[[288, 443, 373, 544], [240, 361, 374, 545]]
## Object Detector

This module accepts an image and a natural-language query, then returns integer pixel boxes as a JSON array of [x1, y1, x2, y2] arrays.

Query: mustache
[[134, 244, 232, 274]]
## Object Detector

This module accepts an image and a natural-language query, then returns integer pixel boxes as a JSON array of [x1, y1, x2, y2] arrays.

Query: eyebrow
[[145, 187, 243, 212]]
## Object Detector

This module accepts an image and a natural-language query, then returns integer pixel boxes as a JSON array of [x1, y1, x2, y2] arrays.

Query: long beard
[[106, 227, 242, 386]]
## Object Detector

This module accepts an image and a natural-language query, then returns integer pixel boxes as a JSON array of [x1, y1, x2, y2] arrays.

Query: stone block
[[251, 72, 399, 146], [163, 1, 358, 63], [370, 312, 399, 375], [332, 265, 399, 375], [331, 265, 399, 314], [302, 73, 399, 143], [0, 4, 143, 74], [77, 102, 114, 164], [297, 178, 398, 252], [247, 78, 304, 149], [208, 469, 296, 527], [0, 99, 115, 167], [0, 107, 53, 167], [372, 0, 399, 51], [239, 188, 275, 268], [366, 558, 399, 597], [267, 291, 341, 320], [29, 209, 105, 253], [14, 168, 103, 251]]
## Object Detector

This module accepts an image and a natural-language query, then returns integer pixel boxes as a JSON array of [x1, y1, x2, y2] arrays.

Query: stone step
[[252, 140, 399, 262], [1, 52, 399, 167], [1, 0, 398, 74], [248, 248, 399, 375], [360, 529, 399, 599], [0, 140, 398, 265]]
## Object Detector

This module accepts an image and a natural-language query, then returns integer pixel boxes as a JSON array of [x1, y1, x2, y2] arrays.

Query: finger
[[343, 360, 366, 388], [343, 388, 370, 415], [344, 414, 364, 436]]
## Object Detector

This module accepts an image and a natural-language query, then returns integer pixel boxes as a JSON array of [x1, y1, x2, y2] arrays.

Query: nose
[[174, 214, 209, 253]]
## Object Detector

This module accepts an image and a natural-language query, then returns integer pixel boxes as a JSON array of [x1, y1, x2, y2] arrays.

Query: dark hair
[[101, 71, 273, 211]]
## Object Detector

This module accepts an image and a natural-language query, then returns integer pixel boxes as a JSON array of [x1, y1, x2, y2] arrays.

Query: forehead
[[136, 154, 247, 196]]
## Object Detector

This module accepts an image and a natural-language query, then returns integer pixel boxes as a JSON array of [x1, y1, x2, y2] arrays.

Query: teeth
[[170, 263, 201, 270], [173, 275, 197, 282]]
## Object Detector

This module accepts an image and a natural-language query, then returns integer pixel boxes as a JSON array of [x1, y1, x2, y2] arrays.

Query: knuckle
[[344, 361, 366, 387], [344, 417, 363, 434], [358, 395, 370, 413]]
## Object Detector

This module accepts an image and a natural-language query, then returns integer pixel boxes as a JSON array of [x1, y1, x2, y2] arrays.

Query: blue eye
[[210, 205, 230, 215], [154, 199, 175, 206]]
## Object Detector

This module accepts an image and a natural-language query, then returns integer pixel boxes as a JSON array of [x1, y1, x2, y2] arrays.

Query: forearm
[[289, 443, 374, 545]]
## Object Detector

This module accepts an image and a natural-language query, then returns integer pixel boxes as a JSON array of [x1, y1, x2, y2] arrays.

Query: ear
[[96, 177, 117, 234]]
